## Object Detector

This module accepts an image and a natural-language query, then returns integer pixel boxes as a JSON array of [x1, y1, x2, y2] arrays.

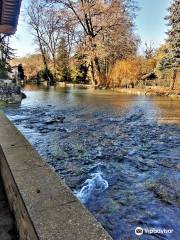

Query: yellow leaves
[[143, 58, 157, 74], [154, 44, 170, 63], [109, 56, 157, 87], [110, 57, 143, 86]]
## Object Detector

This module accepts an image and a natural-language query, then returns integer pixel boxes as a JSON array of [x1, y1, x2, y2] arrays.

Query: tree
[[155, 44, 171, 72], [144, 42, 155, 59], [56, 37, 71, 81], [0, 35, 15, 77], [17, 64, 25, 80], [27, 0, 64, 84], [157, 0, 180, 89], [72, 52, 89, 83], [110, 57, 144, 88], [49, 0, 139, 86], [165, 0, 180, 68]]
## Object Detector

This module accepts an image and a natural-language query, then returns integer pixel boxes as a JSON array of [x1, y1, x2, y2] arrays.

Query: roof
[[141, 72, 157, 80], [0, 0, 22, 35]]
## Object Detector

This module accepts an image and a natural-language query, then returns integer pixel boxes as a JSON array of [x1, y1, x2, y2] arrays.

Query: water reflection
[[152, 97, 180, 125]]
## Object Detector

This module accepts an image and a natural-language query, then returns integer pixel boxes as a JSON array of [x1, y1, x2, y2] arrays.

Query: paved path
[[0, 176, 18, 240]]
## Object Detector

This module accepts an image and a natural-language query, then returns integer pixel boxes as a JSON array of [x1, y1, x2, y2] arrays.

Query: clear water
[[3, 84, 180, 240]]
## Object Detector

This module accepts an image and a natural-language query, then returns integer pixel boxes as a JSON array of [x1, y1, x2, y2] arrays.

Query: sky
[[135, 0, 172, 53], [10, 0, 172, 57]]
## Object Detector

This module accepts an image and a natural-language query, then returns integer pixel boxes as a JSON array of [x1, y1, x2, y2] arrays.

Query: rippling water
[[3, 84, 180, 240]]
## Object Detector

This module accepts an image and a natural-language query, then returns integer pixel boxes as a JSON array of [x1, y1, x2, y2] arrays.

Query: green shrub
[[0, 69, 8, 79]]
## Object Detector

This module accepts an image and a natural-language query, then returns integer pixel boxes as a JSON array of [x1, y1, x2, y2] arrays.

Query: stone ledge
[[0, 112, 112, 240]]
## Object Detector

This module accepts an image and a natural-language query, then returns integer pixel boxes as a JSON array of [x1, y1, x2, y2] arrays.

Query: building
[[0, 0, 22, 82], [0, 0, 22, 35], [140, 72, 157, 86]]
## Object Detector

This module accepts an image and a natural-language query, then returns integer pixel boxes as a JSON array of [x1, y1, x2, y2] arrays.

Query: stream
[[2, 84, 180, 240]]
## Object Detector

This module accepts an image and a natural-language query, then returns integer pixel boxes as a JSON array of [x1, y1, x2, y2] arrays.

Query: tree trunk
[[88, 36, 101, 86], [37, 31, 52, 85], [170, 69, 176, 90], [94, 57, 101, 73], [90, 60, 97, 86], [93, 57, 101, 86], [52, 56, 57, 81]]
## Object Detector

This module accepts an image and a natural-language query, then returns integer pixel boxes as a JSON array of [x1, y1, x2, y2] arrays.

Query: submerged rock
[[21, 92, 27, 99], [45, 116, 65, 124], [148, 180, 179, 206]]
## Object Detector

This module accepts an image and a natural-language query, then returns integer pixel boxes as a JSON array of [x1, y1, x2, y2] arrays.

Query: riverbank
[[56, 82, 93, 89], [0, 81, 25, 104], [114, 86, 180, 99], [55, 82, 180, 99]]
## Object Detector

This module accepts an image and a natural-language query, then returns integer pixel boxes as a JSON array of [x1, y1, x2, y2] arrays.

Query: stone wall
[[0, 147, 39, 240], [0, 81, 22, 103], [0, 112, 112, 240]]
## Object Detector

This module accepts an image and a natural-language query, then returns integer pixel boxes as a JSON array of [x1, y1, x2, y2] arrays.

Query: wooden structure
[[0, 0, 22, 35], [141, 72, 157, 86]]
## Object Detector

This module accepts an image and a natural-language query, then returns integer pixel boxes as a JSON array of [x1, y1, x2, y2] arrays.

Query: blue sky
[[136, 0, 172, 53], [11, 0, 172, 57]]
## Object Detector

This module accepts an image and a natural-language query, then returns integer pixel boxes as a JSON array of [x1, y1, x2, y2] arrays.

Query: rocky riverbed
[[4, 85, 180, 240]]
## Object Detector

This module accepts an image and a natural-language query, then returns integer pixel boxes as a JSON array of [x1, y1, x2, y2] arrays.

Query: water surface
[[4, 84, 180, 240]]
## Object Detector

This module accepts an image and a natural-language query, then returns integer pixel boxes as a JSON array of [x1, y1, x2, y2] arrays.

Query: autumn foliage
[[11, 54, 44, 80], [109, 57, 156, 87]]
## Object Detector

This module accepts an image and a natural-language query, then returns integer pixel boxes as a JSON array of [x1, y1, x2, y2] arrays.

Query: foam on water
[[75, 171, 109, 204]]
